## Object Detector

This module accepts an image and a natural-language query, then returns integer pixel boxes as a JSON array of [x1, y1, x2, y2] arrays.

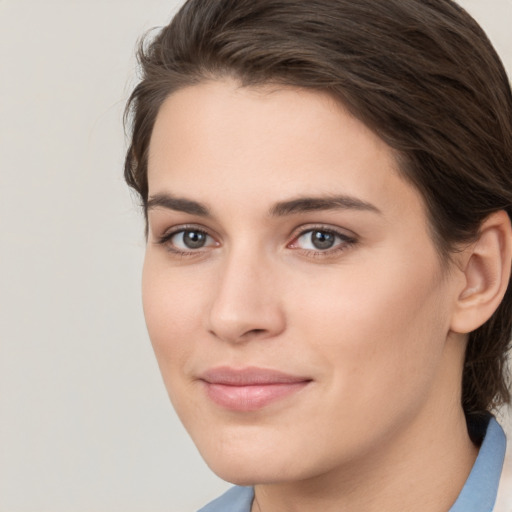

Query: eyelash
[[155, 224, 357, 259], [156, 225, 217, 257], [288, 226, 357, 259]]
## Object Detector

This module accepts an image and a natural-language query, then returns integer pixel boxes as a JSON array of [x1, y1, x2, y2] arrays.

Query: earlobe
[[450, 210, 512, 334]]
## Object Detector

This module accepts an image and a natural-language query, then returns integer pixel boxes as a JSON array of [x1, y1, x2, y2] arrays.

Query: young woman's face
[[143, 80, 466, 484]]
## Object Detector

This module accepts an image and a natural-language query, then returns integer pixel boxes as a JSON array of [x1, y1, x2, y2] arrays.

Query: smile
[[199, 367, 312, 412]]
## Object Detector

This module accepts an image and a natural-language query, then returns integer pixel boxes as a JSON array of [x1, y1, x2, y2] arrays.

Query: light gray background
[[1, 1, 511, 511]]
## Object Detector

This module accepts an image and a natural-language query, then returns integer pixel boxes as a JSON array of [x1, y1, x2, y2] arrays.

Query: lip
[[198, 367, 312, 412]]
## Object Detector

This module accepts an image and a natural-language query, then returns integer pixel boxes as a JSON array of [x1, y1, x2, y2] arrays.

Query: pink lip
[[198, 367, 312, 412]]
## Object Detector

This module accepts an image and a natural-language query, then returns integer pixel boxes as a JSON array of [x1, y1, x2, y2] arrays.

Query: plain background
[[1, 1, 511, 511]]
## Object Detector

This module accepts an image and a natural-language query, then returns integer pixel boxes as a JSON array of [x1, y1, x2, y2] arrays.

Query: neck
[[252, 404, 478, 512]]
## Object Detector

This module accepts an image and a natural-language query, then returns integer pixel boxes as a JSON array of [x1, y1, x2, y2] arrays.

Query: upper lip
[[199, 366, 312, 386]]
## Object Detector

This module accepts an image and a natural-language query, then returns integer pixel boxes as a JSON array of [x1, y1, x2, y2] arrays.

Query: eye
[[173, 230, 210, 249], [298, 230, 337, 250], [157, 228, 217, 252], [289, 227, 356, 254]]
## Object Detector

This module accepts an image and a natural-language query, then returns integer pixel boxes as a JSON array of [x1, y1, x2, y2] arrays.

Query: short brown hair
[[124, 0, 512, 414]]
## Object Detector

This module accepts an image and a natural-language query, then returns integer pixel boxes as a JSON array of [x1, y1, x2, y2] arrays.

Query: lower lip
[[203, 381, 310, 411]]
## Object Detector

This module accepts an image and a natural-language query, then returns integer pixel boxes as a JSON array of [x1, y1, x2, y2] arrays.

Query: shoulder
[[198, 486, 254, 512]]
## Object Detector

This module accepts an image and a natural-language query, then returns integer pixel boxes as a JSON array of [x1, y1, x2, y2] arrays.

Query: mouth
[[198, 366, 312, 412]]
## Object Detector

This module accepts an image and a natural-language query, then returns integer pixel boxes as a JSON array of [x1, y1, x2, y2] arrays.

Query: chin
[[205, 456, 296, 486], [193, 427, 304, 485]]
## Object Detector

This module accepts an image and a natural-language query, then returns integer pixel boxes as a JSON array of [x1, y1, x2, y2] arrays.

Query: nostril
[[246, 328, 267, 336], [237, 328, 269, 341], [209, 327, 270, 343]]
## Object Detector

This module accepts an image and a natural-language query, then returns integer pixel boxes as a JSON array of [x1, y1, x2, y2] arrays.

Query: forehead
[[147, 79, 425, 223]]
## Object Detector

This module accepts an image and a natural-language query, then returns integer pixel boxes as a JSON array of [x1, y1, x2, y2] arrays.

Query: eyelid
[[288, 223, 357, 242], [155, 224, 220, 253], [152, 222, 357, 258], [287, 224, 358, 255]]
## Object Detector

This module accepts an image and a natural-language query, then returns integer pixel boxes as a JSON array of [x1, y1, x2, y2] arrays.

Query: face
[[143, 79, 466, 485]]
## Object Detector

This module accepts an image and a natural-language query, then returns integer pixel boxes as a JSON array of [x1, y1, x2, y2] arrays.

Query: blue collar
[[198, 416, 506, 512], [198, 485, 254, 512], [449, 415, 506, 512]]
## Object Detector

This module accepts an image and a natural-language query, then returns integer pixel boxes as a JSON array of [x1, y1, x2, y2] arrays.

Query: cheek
[[291, 255, 451, 409], [141, 255, 218, 433], [141, 254, 206, 379]]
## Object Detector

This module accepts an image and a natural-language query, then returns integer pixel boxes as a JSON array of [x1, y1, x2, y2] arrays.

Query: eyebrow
[[269, 195, 381, 216], [147, 193, 210, 216], [146, 192, 381, 217]]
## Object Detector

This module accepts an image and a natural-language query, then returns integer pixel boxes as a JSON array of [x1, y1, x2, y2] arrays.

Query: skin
[[143, 79, 482, 512]]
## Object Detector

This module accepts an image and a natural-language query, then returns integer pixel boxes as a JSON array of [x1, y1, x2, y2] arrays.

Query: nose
[[206, 248, 286, 344]]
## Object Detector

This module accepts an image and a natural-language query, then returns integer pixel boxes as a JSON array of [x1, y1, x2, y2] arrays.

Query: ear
[[450, 210, 512, 334]]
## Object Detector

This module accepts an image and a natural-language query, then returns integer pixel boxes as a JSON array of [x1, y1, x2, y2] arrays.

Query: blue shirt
[[198, 416, 506, 512]]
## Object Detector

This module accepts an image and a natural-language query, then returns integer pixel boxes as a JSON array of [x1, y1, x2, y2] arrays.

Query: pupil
[[184, 231, 206, 249], [312, 230, 335, 250]]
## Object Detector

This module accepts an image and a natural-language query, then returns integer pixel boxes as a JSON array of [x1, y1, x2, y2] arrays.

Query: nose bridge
[[207, 241, 284, 343]]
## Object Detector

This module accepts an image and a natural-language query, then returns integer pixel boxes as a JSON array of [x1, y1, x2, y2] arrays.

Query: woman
[[124, 0, 512, 510]]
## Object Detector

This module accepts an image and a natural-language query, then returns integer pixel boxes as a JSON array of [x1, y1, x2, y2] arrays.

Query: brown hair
[[124, 0, 512, 414]]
